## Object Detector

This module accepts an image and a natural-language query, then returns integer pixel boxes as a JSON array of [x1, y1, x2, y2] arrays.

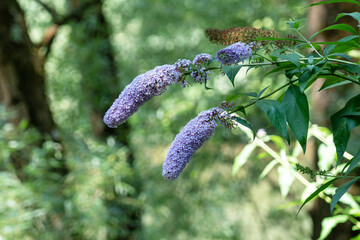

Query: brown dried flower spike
[[205, 26, 296, 49]]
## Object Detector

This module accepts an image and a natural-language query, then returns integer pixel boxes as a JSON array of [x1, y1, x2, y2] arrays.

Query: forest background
[[0, 0, 359, 239]]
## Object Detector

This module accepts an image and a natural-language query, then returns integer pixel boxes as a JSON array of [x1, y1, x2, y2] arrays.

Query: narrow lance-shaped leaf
[[343, 151, 360, 176], [256, 99, 290, 144], [309, 0, 360, 8], [258, 85, 270, 98], [331, 94, 360, 164], [283, 85, 309, 153], [232, 142, 257, 175], [232, 116, 255, 139], [309, 24, 358, 40], [259, 160, 278, 179], [336, 12, 360, 23], [330, 177, 360, 215], [297, 178, 340, 216]]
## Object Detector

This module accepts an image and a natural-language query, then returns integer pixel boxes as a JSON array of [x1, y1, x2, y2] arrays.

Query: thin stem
[[295, 29, 324, 58], [229, 79, 297, 113]]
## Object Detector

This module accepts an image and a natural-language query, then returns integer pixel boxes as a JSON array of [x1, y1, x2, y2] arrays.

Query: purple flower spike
[[104, 64, 182, 128], [163, 108, 230, 181], [216, 42, 253, 65]]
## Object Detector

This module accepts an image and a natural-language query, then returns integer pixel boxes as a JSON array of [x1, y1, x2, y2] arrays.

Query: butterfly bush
[[103, 64, 182, 128], [162, 107, 234, 181], [216, 42, 254, 65]]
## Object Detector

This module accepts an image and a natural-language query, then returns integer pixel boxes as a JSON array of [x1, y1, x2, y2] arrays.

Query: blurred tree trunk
[[67, 0, 142, 239], [0, 0, 69, 234], [308, 1, 359, 239], [0, 0, 68, 177]]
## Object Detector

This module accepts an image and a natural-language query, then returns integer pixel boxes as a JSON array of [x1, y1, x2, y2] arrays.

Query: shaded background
[[1, 0, 358, 239]]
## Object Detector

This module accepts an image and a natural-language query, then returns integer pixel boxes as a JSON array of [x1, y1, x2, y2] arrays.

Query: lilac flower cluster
[[174, 59, 192, 72], [174, 59, 192, 87], [162, 107, 234, 181], [190, 53, 212, 84], [103, 64, 182, 128], [193, 53, 212, 65], [216, 42, 254, 65]]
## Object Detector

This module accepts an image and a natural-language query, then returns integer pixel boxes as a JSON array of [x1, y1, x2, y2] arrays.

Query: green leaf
[[230, 106, 246, 116], [309, 24, 358, 41], [256, 99, 290, 144], [297, 178, 340, 216], [336, 12, 360, 23], [239, 92, 258, 98], [309, 0, 360, 8], [204, 79, 213, 90], [328, 53, 354, 61], [324, 45, 337, 56], [343, 151, 360, 176], [232, 116, 255, 139], [265, 62, 295, 76], [258, 86, 270, 98], [298, 70, 312, 93], [222, 65, 242, 86], [318, 75, 351, 91], [331, 94, 360, 164], [269, 135, 287, 150], [304, 63, 328, 91], [308, 55, 314, 64], [283, 85, 309, 153], [232, 142, 257, 175], [225, 94, 241, 101], [330, 177, 360, 215], [319, 215, 349, 240], [272, 53, 300, 67], [259, 160, 278, 179]]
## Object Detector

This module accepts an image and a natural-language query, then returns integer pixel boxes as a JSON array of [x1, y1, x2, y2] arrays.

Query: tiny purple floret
[[104, 64, 182, 128]]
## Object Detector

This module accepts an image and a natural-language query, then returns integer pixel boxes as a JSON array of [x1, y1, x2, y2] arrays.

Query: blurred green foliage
[[0, 0, 317, 239]]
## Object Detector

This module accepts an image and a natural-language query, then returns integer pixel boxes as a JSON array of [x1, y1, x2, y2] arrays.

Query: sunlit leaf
[[259, 160, 278, 179], [277, 166, 295, 198], [232, 142, 257, 175], [319, 215, 349, 240]]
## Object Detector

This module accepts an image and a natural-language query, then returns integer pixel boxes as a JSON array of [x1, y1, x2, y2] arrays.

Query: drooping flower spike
[[162, 107, 235, 181], [104, 64, 182, 128]]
